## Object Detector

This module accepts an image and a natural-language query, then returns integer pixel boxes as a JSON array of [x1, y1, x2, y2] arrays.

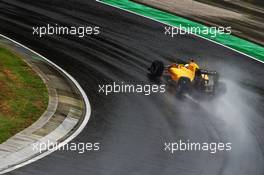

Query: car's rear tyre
[[193, 70, 205, 91], [149, 60, 164, 77], [177, 77, 191, 94]]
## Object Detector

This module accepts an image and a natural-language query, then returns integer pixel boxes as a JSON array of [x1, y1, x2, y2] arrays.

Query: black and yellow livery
[[148, 60, 219, 94]]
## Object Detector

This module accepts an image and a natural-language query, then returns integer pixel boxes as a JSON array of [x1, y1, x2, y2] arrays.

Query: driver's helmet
[[171, 63, 177, 68], [187, 59, 199, 71]]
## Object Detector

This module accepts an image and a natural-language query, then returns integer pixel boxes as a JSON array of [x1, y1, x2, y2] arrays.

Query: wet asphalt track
[[1, 0, 264, 175]]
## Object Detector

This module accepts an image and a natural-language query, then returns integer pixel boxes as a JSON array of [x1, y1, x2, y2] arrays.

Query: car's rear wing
[[198, 69, 219, 90], [198, 69, 218, 75]]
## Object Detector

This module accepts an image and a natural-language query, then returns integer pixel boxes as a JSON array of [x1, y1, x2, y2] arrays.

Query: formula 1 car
[[148, 59, 219, 94]]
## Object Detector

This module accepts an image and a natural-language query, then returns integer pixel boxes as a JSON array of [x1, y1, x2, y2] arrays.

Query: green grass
[[0, 46, 48, 143]]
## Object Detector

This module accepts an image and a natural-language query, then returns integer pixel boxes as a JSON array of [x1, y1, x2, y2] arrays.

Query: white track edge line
[[96, 0, 264, 64], [0, 0, 262, 171], [0, 34, 91, 174]]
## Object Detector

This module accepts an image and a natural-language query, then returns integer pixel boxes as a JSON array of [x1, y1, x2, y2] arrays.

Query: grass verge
[[0, 46, 48, 143]]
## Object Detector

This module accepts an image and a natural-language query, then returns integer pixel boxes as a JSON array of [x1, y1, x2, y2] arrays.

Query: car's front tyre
[[149, 60, 164, 77], [177, 77, 191, 94]]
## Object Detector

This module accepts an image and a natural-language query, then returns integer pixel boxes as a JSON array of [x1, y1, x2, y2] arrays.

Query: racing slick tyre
[[193, 70, 205, 91], [177, 77, 191, 94], [149, 60, 164, 77]]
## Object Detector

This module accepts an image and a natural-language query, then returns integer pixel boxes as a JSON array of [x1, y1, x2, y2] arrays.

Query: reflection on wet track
[[0, 0, 264, 174]]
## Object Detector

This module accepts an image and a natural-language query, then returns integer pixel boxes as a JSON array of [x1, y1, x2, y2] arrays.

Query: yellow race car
[[148, 59, 219, 94]]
